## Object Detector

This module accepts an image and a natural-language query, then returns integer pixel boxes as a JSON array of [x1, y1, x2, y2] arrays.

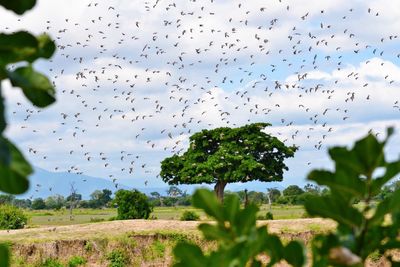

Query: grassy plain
[[25, 204, 305, 227]]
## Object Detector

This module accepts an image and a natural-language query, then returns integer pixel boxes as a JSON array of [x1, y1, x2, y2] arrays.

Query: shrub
[[265, 211, 273, 220], [113, 189, 153, 220], [67, 256, 86, 267], [38, 258, 63, 267], [0, 204, 28, 230], [180, 210, 200, 221], [107, 249, 129, 267]]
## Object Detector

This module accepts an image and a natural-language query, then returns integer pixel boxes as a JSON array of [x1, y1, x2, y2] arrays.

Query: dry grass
[[0, 218, 335, 243]]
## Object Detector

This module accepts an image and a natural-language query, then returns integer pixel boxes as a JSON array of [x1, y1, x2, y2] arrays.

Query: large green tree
[[160, 123, 297, 201]]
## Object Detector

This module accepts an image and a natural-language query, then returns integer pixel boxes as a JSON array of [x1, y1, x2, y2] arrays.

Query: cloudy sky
[[1, 0, 399, 192]]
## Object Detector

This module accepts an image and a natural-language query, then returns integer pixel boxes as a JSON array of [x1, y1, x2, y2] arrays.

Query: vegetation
[[180, 210, 200, 221], [174, 189, 305, 266], [305, 127, 400, 266], [107, 249, 129, 267], [113, 189, 153, 220], [173, 128, 400, 266], [0, 204, 27, 230], [160, 123, 297, 201], [67, 256, 86, 267]]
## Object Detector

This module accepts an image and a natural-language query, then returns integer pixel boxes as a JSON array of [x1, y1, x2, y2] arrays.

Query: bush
[[38, 258, 63, 267], [68, 256, 86, 267], [180, 210, 200, 221], [265, 211, 273, 220], [0, 204, 28, 230], [107, 249, 129, 267], [113, 189, 153, 220]]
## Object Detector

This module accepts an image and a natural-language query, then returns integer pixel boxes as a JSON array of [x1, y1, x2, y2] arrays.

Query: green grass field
[[25, 204, 305, 227]]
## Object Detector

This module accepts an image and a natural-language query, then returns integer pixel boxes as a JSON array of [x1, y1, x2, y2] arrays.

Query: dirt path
[[0, 218, 335, 243]]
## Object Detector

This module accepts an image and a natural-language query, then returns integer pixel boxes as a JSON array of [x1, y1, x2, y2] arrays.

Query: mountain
[[16, 167, 287, 200], [19, 167, 163, 199]]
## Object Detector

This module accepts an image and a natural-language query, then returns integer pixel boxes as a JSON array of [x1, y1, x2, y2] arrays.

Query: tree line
[[2, 180, 398, 211]]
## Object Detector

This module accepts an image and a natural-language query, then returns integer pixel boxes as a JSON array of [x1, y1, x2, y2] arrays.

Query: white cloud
[[1, 0, 400, 189]]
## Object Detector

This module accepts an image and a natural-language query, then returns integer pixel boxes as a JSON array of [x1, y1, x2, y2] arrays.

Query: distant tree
[[0, 194, 15, 205], [150, 191, 163, 206], [303, 183, 321, 195], [31, 198, 46, 210], [167, 186, 183, 198], [45, 195, 65, 210], [267, 188, 281, 203], [90, 189, 112, 208], [283, 185, 304, 196], [113, 189, 153, 220], [13, 199, 31, 209], [66, 193, 82, 202], [67, 182, 79, 220], [160, 123, 297, 201]]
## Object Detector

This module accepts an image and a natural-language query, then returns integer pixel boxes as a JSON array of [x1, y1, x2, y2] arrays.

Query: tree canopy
[[160, 123, 297, 201]]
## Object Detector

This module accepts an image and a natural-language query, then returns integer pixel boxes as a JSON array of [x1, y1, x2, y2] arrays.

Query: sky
[[1, 0, 400, 193]]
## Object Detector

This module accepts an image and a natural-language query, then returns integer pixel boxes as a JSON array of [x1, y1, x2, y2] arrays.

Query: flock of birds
[[5, 0, 400, 194]]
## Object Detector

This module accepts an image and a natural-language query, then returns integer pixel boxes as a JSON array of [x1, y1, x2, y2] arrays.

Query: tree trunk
[[214, 180, 227, 202]]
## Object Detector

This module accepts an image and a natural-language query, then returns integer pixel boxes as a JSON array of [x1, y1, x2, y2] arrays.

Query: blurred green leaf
[[0, 32, 55, 66], [192, 189, 223, 221], [0, 243, 9, 267], [174, 242, 207, 267], [263, 234, 285, 265], [0, 0, 36, 15], [353, 134, 384, 174], [371, 160, 400, 195], [0, 92, 5, 133], [328, 147, 363, 175], [284, 241, 306, 267], [30, 34, 56, 60], [0, 137, 31, 194], [7, 66, 55, 107], [223, 194, 240, 223], [198, 223, 231, 242], [0, 31, 37, 65], [305, 195, 363, 229], [308, 170, 365, 198], [370, 189, 400, 226]]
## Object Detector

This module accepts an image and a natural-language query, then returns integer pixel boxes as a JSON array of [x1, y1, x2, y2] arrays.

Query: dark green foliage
[[38, 258, 63, 267], [0, 137, 32, 194], [305, 127, 400, 266], [90, 189, 113, 208], [0, 204, 27, 230], [173, 189, 305, 267], [0, 0, 36, 15], [45, 195, 65, 210], [265, 211, 273, 220], [0, 244, 9, 267], [67, 256, 86, 267], [114, 189, 153, 220], [31, 198, 46, 210], [283, 185, 304, 196], [107, 249, 129, 267], [161, 123, 297, 200], [180, 210, 200, 221]]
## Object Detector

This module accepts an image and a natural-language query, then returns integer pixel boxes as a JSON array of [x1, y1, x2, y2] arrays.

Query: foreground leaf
[[0, 138, 31, 194], [8, 66, 55, 107], [0, 0, 36, 15], [0, 243, 9, 267]]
